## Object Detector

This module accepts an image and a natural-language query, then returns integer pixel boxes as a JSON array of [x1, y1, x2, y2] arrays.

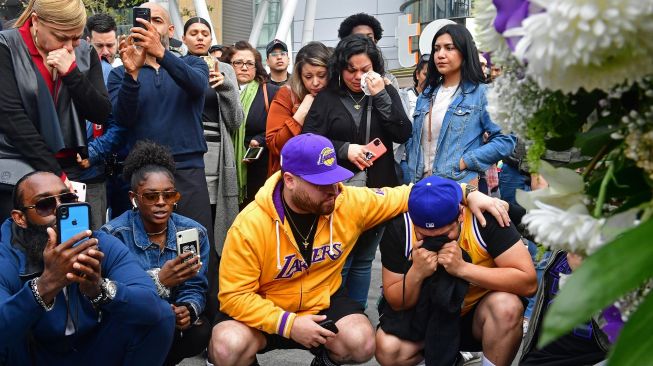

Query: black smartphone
[[318, 319, 339, 334], [56, 202, 91, 246], [243, 146, 263, 161], [132, 7, 151, 29]]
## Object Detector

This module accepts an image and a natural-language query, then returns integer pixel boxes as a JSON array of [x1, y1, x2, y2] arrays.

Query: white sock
[[481, 356, 496, 366]]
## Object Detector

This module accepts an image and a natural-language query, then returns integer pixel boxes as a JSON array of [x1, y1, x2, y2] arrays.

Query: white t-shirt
[[421, 85, 457, 175]]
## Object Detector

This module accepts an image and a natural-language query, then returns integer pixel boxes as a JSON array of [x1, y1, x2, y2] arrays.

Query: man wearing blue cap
[[210, 134, 511, 366], [375, 175, 537, 366]]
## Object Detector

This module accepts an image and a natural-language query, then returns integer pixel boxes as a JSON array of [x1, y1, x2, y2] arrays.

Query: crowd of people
[[0, 0, 613, 365]]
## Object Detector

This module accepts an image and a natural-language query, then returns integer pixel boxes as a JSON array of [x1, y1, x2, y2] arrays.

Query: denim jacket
[[101, 210, 209, 317], [405, 82, 515, 183]]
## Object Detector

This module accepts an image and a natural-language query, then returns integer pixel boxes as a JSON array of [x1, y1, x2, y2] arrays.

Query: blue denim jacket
[[405, 82, 515, 183], [101, 210, 209, 317]]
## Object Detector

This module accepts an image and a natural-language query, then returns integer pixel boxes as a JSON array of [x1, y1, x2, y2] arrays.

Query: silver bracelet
[[147, 268, 171, 299], [30, 277, 55, 311]]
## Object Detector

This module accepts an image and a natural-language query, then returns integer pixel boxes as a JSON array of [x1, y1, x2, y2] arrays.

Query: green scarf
[[233, 81, 260, 203]]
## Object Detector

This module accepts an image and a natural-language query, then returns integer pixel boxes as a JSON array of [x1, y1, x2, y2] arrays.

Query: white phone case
[[70, 181, 87, 202], [176, 228, 200, 260]]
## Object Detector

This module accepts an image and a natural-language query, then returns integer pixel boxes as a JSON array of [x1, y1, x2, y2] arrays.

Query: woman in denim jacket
[[405, 24, 515, 185], [101, 141, 210, 366]]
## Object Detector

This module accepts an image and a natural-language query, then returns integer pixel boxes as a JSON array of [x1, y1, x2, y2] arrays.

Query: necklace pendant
[[303, 240, 309, 248], [354, 104, 361, 110]]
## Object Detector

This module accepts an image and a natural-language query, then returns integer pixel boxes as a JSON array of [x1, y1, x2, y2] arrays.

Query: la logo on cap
[[317, 147, 335, 167]]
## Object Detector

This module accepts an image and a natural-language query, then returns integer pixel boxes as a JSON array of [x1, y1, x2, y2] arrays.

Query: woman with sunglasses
[[221, 41, 279, 207], [0, 0, 111, 222], [266, 41, 331, 176], [302, 34, 412, 307], [405, 24, 515, 188], [101, 141, 210, 366]]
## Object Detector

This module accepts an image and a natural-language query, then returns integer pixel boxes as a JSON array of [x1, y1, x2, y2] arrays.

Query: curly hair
[[221, 40, 268, 84], [122, 140, 176, 190], [337, 13, 383, 42]]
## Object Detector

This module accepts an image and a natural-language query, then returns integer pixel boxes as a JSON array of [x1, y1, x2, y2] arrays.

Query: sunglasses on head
[[21, 192, 79, 217], [420, 54, 431, 62], [134, 190, 181, 205]]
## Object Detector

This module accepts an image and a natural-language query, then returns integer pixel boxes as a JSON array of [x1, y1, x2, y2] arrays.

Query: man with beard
[[209, 134, 511, 366], [107, 3, 212, 246], [0, 171, 175, 365]]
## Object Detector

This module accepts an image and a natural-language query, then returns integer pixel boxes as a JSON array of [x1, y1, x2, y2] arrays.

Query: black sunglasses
[[21, 192, 79, 217]]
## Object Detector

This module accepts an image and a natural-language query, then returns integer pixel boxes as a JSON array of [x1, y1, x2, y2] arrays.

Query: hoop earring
[[173, 203, 178, 211]]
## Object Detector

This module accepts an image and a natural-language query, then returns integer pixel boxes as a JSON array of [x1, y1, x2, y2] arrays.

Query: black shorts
[[379, 294, 527, 352], [459, 295, 528, 351], [214, 287, 365, 353]]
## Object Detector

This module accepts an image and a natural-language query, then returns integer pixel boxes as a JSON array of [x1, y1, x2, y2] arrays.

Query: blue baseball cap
[[408, 176, 463, 229], [280, 134, 354, 185]]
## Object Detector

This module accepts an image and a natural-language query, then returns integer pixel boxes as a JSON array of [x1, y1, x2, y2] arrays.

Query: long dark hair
[[328, 34, 385, 94], [424, 24, 485, 96], [221, 40, 268, 84]]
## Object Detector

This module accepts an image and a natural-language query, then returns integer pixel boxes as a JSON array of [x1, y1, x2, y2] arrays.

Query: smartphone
[[201, 56, 216, 72], [364, 138, 387, 163], [132, 7, 151, 29], [70, 180, 87, 202], [318, 319, 339, 334], [56, 202, 91, 245], [176, 228, 200, 263], [243, 146, 264, 161]]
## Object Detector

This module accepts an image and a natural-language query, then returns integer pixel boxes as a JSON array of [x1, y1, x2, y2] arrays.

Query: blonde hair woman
[[266, 41, 331, 175], [0, 0, 110, 220]]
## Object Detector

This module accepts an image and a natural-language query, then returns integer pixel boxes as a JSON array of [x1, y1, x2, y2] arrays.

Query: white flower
[[473, 0, 511, 61], [522, 201, 604, 254], [514, 0, 653, 93], [485, 62, 547, 140], [516, 161, 586, 211]]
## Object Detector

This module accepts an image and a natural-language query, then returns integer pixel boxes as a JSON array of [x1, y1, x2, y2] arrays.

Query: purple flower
[[492, 0, 531, 50]]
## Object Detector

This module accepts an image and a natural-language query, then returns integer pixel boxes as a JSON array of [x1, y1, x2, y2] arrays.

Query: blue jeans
[[4, 301, 175, 365], [499, 163, 550, 318], [341, 225, 385, 307]]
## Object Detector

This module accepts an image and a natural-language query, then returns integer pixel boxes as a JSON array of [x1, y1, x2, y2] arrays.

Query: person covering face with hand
[[0, 0, 111, 222], [0, 171, 174, 365], [375, 176, 536, 366]]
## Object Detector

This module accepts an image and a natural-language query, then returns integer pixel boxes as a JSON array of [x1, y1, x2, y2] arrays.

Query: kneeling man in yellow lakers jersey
[[209, 134, 511, 366], [375, 176, 537, 366]]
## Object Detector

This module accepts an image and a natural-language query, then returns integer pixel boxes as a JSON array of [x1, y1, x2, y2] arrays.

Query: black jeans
[[164, 316, 212, 366]]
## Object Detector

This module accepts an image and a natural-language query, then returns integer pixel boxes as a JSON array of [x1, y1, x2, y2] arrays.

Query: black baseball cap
[[266, 39, 288, 56], [209, 44, 224, 53]]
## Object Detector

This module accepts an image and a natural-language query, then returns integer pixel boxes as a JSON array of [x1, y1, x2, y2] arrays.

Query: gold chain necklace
[[282, 199, 317, 249], [347, 91, 366, 110]]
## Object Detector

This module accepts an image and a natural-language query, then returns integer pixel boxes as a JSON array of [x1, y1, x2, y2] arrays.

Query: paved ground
[[181, 249, 522, 366]]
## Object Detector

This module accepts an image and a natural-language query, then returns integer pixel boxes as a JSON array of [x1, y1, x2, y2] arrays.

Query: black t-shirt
[[282, 196, 318, 266], [201, 84, 220, 124], [380, 212, 522, 274]]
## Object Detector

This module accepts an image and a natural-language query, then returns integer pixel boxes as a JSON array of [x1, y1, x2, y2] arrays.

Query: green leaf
[[539, 218, 653, 347], [607, 292, 653, 366], [575, 125, 617, 156]]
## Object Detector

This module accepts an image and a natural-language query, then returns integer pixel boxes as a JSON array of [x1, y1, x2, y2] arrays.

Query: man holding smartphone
[[0, 171, 174, 365], [107, 3, 213, 252]]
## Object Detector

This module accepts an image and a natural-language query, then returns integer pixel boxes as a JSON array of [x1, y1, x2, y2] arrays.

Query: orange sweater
[[266, 85, 302, 176]]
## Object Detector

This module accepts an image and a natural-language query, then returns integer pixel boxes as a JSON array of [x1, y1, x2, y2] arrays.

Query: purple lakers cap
[[280, 134, 354, 185], [408, 176, 463, 228]]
